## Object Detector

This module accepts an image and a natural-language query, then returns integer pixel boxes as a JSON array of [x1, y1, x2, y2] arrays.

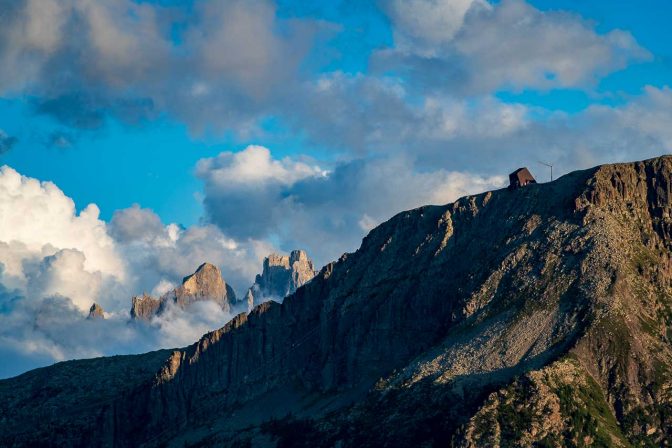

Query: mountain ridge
[[129, 253, 317, 321], [3, 156, 672, 446]]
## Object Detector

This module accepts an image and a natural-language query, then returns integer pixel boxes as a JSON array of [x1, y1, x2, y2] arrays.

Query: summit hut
[[508, 167, 536, 190]]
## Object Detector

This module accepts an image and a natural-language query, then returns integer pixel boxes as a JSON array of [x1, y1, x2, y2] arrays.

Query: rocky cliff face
[[166, 262, 236, 312], [130, 293, 161, 320], [130, 262, 236, 320], [243, 249, 316, 310], [4, 157, 672, 447]]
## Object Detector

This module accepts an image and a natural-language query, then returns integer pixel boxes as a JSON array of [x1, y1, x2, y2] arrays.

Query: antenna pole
[[537, 161, 554, 182]]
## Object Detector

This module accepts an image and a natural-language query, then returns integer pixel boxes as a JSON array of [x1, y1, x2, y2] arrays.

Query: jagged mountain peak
[[264, 249, 312, 269], [178, 261, 229, 300], [86, 303, 105, 320], [130, 262, 236, 320], [182, 262, 220, 284], [244, 249, 317, 310], [130, 293, 161, 320], [290, 248, 309, 261]]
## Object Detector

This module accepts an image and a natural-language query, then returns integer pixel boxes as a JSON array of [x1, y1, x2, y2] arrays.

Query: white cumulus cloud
[[109, 204, 274, 295], [0, 165, 126, 301], [0, 166, 278, 378], [377, 0, 650, 94]]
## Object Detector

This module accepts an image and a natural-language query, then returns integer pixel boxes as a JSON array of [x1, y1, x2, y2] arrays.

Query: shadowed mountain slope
[[3, 156, 672, 446]]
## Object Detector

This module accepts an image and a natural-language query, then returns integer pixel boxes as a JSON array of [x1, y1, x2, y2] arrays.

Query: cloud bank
[[0, 0, 651, 150], [0, 0, 322, 134], [0, 166, 273, 378], [377, 0, 649, 94], [198, 145, 506, 264]]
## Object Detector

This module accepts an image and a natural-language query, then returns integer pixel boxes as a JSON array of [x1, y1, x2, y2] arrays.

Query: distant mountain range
[[87, 250, 317, 322], [3, 156, 672, 446], [244, 250, 317, 310], [129, 262, 238, 319]]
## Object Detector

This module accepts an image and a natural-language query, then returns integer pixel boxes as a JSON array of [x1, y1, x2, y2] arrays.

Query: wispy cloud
[[0, 131, 18, 155]]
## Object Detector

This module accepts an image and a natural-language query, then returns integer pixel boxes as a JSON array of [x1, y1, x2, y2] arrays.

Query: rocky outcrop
[[86, 303, 105, 320], [5, 156, 672, 447], [130, 263, 236, 320], [130, 293, 161, 320], [164, 262, 236, 313], [455, 358, 629, 447], [244, 249, 316, 309]]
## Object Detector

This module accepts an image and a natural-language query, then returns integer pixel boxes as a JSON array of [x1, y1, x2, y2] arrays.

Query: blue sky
[[0, 0, 671, 376], [1, 0, 669, 227]]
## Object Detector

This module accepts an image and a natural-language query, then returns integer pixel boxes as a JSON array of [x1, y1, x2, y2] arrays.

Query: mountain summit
[[86, 303, 105, 320], [130, 262, 236, 320], [244, 249, 317, 309], [3, 156, 672, 446], [172, 262, 234, 311]]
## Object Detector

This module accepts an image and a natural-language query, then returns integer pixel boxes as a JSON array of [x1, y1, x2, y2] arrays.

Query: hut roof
[[508, 167, 536, 189]]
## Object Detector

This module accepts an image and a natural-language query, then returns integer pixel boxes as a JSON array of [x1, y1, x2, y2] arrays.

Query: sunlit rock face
[[130, 263, 236, 320], [244, 250, 317, 309], [167, 262, 236, 312], [130, 293, 161, 320], [86, 303, 105, 320]]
